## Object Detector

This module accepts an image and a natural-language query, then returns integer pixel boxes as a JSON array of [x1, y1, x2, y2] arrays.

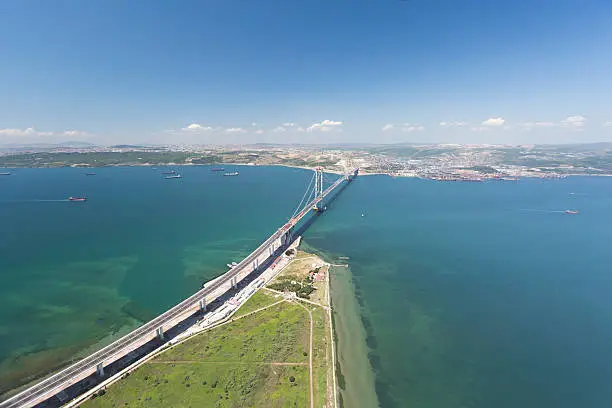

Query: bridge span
[[0, 167, 357, 408]]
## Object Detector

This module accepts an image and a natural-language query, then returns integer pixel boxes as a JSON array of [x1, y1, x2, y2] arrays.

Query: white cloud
[[0, 127, 91, 139], [604, 121, 612, 127], [481, 117, 505, 126], [182, 123, 213, 132], [520, 121, 556, 130], [251, 122, 258, 127], [307, 119, 343, 132], [401, 123, 424, 133], [62, 130, 90, 137], [381, 124, 394, 131], [254, 129, 264, 134], [282, 122, 297, 127], [471, 126, 491, 132], [0, 127, 54, 137], [297, 127, 305, 132], [560, 115, 586, 128], [272, 126, 287, 133], [225, 127, 247, 134], [439, 121, 468, 127]]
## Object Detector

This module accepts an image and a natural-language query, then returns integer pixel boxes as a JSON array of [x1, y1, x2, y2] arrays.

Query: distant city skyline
[[1, 0, 611, 145]]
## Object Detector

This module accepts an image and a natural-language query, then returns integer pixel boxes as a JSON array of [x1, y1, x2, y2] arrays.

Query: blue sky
[[0, 0, 611, 145]]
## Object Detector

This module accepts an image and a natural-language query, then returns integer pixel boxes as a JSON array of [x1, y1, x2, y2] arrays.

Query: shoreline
[[2, 162, 610, 180], [300, 241, 380, 408]]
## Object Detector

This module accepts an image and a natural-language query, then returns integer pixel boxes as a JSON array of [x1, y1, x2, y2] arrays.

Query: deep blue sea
[[2, 167, 612, 408], [306, 175, 612, 408]]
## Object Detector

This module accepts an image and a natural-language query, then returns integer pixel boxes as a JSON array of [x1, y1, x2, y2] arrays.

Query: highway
[[0, 169, 354, 408]]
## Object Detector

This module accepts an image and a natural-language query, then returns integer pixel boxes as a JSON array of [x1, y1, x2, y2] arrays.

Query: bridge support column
[[156, 327, 164, 340], [232, 277, 237, 289], [96, 362, 105, 377], [199, 298, 207, 312]]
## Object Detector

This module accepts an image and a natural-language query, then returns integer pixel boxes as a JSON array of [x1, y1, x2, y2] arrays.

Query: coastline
[[68, 241, 339, 408], [3, 161, 609, 180], [300, 241, 380, 408]]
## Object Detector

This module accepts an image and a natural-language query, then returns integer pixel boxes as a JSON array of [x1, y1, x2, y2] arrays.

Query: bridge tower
[[312, 167, 324, 212]]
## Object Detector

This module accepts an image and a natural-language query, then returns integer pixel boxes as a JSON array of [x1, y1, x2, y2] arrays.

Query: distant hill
[[0, 141, 98, 149]]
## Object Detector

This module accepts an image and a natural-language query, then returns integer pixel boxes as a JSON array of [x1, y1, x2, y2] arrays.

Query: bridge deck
[[0, 170, 354, 408]]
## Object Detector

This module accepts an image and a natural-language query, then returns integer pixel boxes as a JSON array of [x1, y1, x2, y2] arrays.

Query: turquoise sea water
[[305, 175, 612, 408], [3, 167, 612, 408], [0, 166, 312, 393]]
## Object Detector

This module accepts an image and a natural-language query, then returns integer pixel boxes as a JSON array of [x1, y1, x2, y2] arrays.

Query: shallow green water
[[305, 175, 612, 408], [0, 165, 313, 393]]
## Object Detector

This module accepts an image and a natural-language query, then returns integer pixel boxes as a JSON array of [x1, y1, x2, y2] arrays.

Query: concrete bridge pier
[[96, 363, 104, 377], [199, 298, 207, 312], [156, 327, 164, 340]]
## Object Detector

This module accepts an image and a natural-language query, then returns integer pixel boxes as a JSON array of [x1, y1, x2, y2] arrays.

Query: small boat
[[224, 172, 239, 177], [211, 167, 225, 172], [0, 172, 11, 176], [161, 170, 176, 175], [85, 173, 96, 176], [565, 210, 579, 215], [68, 197, 87, 202], [164, 174, 182, 179]]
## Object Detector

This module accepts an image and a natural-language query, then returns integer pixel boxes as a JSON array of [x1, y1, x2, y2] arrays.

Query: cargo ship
[[224, 172, 239, 177], [85, 172, 96, 176], [68, 197, 87, 202], [161, 170, 176, 175], [565, 209, 579, 215], [164, 174, 182, 179], [211, 167, 225, 172], [0, 172, 11, 176]]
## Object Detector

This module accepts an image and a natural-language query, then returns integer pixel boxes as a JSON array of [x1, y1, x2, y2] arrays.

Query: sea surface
[[0, 165, 313, 395], [3, 168, 612, 408], [304, 175, 612, 408]]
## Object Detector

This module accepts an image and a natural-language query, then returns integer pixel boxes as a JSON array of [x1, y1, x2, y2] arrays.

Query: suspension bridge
[[0, 167, 358, 408]]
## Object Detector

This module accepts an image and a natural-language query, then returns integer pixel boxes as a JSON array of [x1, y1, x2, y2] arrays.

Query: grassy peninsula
[[83, 251, 336, 408]]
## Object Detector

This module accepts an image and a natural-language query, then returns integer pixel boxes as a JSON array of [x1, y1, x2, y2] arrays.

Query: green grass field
[[231, 291, 280, 319], [84, 300, 315, 408]]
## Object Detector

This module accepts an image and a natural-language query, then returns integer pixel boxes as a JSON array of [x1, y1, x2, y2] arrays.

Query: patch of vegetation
[[311, 306, 330, 408], [232, 291, 278, 318], [0, 152, 193, 167], [268, 276, 315, 299], [466, 166, 499, 174], [83, 301, 312, 408]]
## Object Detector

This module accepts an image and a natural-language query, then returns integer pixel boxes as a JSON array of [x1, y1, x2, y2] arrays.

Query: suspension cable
[[291, 171, 316, 219]]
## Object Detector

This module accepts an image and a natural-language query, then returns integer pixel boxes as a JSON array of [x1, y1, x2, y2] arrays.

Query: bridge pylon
[[312, 167, 324, 212]]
